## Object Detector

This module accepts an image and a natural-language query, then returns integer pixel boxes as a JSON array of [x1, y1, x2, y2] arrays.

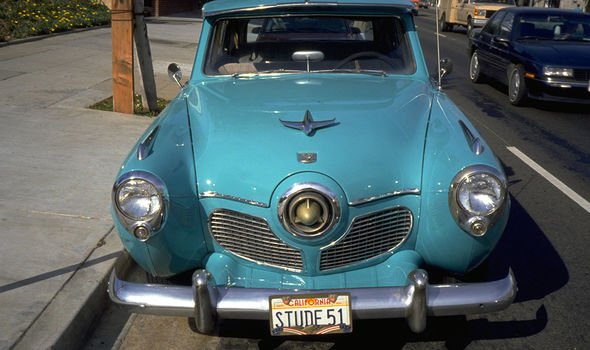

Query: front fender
[[112, 94, 208, 277], [416, 93, 509, 274]]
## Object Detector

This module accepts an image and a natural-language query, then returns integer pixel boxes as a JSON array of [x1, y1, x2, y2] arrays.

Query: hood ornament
[[280, 110, 338, 136]]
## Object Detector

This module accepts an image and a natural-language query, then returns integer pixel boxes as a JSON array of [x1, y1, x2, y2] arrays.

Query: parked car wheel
[[467, 18, 474, 35], [469, 50, 484, 83], [508, 64, 528, 106]]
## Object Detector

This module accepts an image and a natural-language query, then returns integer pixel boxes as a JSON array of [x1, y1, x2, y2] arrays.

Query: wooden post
[[111, 0, 134, 114], [134, 0, 158, 112]]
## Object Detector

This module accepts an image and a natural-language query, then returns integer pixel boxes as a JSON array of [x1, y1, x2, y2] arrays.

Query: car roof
[[497, 6, 590, 17], [202, 0, 415, 17]]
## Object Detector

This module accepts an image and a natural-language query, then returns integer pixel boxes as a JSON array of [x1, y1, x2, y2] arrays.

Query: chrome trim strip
[[348, 188, 420, 206], [109, 268, 517, 334], [137, 126, 159, 161], [199, 191, 269, 208], [459, 121, 484, 155]]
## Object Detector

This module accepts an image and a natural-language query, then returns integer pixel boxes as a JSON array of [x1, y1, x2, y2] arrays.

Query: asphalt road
[[83, 8, 590, 350]]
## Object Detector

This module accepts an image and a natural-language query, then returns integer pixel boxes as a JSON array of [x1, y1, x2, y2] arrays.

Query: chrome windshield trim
[[199, 191, 269, 208], [348, 188, 420, 206]]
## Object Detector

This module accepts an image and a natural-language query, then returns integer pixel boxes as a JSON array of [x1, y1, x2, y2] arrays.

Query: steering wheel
[[335, 51, 397, 69]]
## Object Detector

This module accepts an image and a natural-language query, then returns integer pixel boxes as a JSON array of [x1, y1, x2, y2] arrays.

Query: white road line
[[507, 146, 590, 213]]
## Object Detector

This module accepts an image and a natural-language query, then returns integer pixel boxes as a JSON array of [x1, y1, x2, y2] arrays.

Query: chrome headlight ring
[[449, 165, 507, 236], [112, 171, 167, 241], [278, 183, 340, 239]]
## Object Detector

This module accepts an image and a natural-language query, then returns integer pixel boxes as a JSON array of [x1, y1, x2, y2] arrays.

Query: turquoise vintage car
[[109, 0, 517, 336]]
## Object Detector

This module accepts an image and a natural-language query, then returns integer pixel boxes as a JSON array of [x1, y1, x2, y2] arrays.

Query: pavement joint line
[[28, 209, 106, 221]]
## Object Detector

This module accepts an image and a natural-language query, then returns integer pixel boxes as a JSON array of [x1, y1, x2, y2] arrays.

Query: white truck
[[437, 0, 516, 33]]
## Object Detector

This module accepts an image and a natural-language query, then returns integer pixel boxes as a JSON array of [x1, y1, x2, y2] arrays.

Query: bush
[[0, 0, 110, 42]]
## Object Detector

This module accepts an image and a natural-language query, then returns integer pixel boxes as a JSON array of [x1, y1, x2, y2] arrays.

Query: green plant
[[89, 94, 170, 117], [0, 0, 110, 42]]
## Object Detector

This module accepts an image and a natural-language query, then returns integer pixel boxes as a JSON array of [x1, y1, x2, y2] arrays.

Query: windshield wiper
[[321, 68, 388, 77], [231, 69, 301, 78]]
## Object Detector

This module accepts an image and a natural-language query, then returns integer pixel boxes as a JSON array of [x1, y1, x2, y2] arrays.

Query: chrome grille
[[320, 207, 412, 271], [573, 69, 590, 82], [209, 209, 303, 271]]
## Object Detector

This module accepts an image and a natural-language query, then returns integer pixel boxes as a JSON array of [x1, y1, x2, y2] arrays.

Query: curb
[[12, 229, 132, 350]]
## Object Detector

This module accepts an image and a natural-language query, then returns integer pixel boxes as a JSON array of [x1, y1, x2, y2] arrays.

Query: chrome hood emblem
[[280, 110, 338, 136]]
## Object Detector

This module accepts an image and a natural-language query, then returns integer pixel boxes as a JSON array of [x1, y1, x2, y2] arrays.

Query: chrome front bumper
[[108, 268, 517, 334]]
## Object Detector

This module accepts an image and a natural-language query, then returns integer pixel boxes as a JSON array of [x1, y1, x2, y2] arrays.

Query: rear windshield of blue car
[[203, 15, 416, 76]]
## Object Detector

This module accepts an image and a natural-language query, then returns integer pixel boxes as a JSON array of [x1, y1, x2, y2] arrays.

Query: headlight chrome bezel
[[112, 171, 167, 241], [449, 165, 507, 237]]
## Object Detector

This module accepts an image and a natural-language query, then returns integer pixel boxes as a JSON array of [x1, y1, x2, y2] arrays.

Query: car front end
[[108, 0, 516, 336]]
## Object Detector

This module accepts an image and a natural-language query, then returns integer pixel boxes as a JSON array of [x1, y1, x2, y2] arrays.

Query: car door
[[473, 11, 506, 75], [491, 11, 515, 84]]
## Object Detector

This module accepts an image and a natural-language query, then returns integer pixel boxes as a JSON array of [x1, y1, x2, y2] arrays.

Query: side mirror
[[440, 58, 453, 79], [168, 63, 183, 88]]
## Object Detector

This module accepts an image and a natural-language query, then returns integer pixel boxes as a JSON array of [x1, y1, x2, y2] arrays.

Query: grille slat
[[210, 209, 303, 271], [320, 207, 412, 271]]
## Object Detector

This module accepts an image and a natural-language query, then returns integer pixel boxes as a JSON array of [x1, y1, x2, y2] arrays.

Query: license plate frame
[[269, 293, 352, 336]]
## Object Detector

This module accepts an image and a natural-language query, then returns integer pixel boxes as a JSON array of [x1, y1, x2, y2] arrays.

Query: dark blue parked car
[[468, 7, 590, 105]]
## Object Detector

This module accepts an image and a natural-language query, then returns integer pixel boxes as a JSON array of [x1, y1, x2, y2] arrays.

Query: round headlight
[[116, 178, 162, 221], [456, 172, 504, 216]]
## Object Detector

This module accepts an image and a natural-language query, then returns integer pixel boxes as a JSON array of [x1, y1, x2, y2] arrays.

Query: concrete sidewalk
[[0, 18, 201, 350]]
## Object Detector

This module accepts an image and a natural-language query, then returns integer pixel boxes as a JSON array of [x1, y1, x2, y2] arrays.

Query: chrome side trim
[[459, 121, 484, 155], [199, 191, 269, 208], [137, 126, 159, 160], [108, 268, 517, 334], [348, 188, 420, 206]]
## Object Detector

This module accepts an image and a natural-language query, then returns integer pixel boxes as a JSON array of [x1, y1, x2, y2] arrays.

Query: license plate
[[269, 293, 352, 336]]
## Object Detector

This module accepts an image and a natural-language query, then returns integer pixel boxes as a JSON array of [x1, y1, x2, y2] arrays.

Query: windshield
[[517, 14, 590, 41], [204, 15, 416, 76]]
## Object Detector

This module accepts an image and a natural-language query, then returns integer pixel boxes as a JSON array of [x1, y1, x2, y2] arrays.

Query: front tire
[[508, 64, 528, 106], [467, 18, 474, 35], [469, 50, 484, 83]]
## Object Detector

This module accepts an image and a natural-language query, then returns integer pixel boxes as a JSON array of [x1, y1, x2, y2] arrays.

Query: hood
[[517, 41, 590, 67], [187, 75, 432, 206]]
